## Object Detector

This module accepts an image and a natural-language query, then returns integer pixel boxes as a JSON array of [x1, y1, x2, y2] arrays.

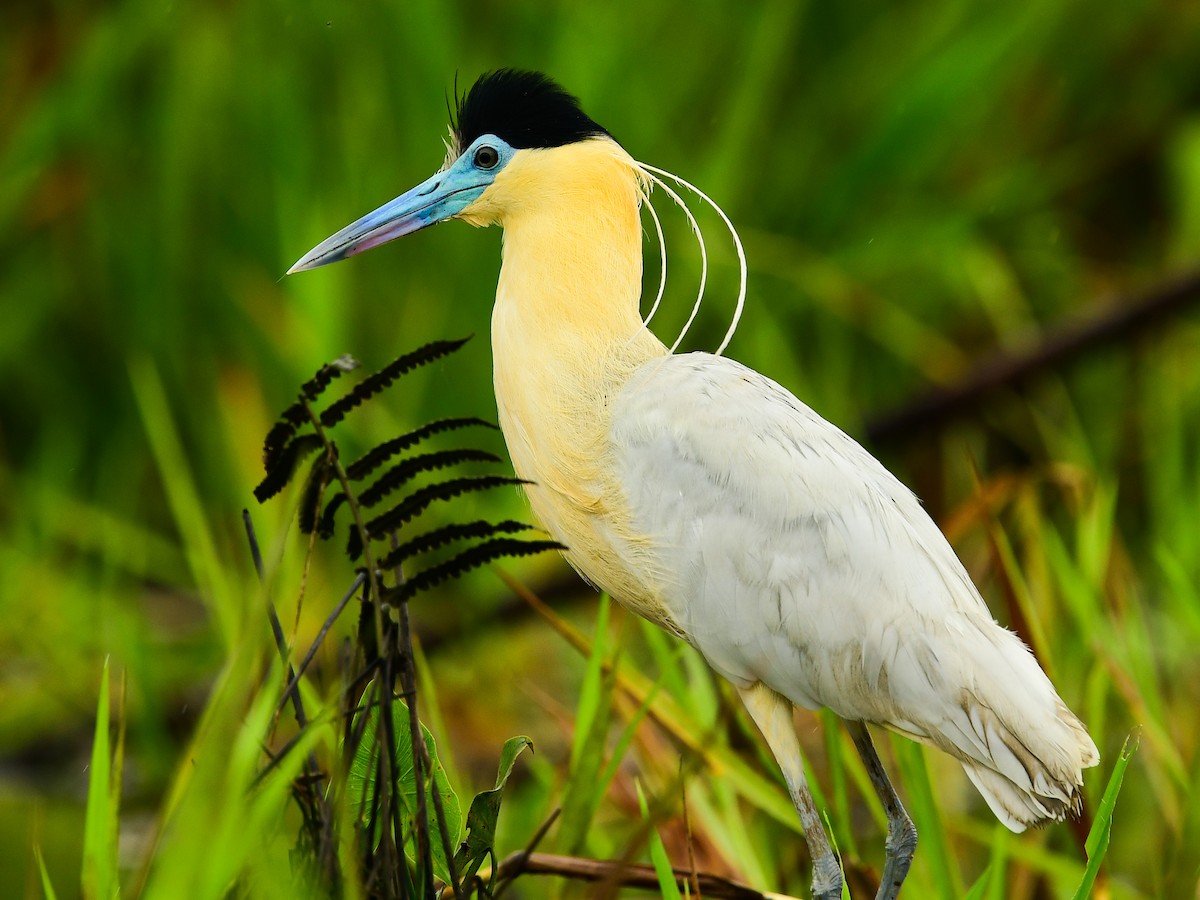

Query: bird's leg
[[845, 720, 917, 900], [738, 684, 843, 900]]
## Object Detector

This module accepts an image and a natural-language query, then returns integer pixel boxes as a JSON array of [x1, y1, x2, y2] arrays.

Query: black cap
[[453, 69, 609, 152]]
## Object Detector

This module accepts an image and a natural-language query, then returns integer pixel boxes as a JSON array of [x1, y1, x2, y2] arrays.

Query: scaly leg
[[846, 720, 918, 899], [738, 684, 843, 900]]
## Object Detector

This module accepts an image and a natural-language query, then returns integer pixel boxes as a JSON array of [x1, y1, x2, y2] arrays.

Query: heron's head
[[288, 69, 615, 273]]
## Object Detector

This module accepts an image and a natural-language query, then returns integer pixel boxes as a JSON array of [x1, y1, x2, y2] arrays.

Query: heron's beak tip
[[286, 248, 339, 275], [285, 165, 488, 278]]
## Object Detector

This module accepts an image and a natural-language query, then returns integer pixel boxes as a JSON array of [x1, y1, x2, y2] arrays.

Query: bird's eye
[[474, 145, 500, 169]]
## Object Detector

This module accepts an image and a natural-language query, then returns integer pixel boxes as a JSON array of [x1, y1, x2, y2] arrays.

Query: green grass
[[3, 0, 1200, 896], [80, 660, 120, 900]]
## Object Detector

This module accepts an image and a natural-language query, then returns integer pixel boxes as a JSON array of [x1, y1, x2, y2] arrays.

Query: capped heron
[[289, 70, 1099, 899]]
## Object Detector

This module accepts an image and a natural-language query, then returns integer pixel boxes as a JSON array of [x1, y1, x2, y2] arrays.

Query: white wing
[[610, 352, 1098, 829]]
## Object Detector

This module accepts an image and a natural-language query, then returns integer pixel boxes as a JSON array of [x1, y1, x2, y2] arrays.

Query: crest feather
[[450, 69, 608, 159]]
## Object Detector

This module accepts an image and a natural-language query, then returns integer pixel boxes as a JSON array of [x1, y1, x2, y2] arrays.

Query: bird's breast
[[490, 298, 682, 633]]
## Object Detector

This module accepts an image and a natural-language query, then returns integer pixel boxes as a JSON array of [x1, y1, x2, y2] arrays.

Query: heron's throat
[[489, 138, 667, 422], [491, 139, 655, 345]]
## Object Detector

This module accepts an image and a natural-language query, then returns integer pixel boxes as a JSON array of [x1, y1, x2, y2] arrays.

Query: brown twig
[[865, 268, 1200, 444], [491, 851, 801, 899], [489, 808, 561, 900]]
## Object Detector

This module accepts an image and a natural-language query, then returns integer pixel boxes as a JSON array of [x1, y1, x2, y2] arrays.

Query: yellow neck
[[487, 139, 667, 453], [487, 140, 654, 350], [480, 139, 673, 622]]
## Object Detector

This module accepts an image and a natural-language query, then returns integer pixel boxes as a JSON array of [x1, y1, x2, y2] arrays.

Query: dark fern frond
[[298, 452, 335, 535], [260, 357, 356, 472], [348, 475, 528, 559], [375, 520, 532, 571], [346, 417, 499, 481], [358, 449, 502, 509], [387, 538, 566, 604], [262, 406, 312, 472], [301, 354, 359, 400], [347, 525, 364, 562], [248, 336, 566, 899], [317, 491, 348, 539], [255, 434, 324, 503], [262, 420, 296, 473], [319, 338, 470, 429]]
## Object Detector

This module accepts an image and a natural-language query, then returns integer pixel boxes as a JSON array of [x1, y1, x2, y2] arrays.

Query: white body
[[473, 137, 1097, 832], [611, 352, 1096, 828]]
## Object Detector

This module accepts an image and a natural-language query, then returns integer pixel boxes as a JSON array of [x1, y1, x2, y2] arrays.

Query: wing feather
[[610, 353, 1097, 828]]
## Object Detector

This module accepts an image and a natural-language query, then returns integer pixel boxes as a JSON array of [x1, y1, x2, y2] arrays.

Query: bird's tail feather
[[956, 708, 1094, 832], [961, 760, 1073, 832], [946, 688, 1098, 832], [883, 625, 1099, 832]]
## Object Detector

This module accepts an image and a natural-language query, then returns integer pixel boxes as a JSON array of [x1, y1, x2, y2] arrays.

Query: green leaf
[[963, 865, 992, 900], [571, 593, 612, 772], [346, 695, 462, 885], [454, 736, 534, 884], [35, 847, 59, 900], [558, 595, 615, 853], [1072, 732, 1138, 900], [82, 659, 122, 900], [893, 738, 960, 899], [984, 826, 1009, 900], [636, 782, 682, 900]]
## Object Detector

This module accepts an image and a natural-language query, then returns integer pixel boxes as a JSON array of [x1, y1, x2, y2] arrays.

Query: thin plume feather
[[632, 160, 748, 355], [638, 169, 710, 352], [638, 184, 669, 330]]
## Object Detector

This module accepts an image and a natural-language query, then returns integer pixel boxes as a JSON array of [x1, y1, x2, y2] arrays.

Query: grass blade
[[893, 739, 960, 899], [558, 595, 616, 853], [129, 357, 239, 646], [637, 782, 683, 900], [1071, 732, 1138, 900], [963, 865, 992, 900], [36, 847, 60, 900], [500, 570, 806, 832], [81, 658, 121, 900]]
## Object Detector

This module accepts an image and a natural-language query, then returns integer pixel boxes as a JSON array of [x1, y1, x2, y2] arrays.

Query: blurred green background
[[3, 0, 1200, 897]]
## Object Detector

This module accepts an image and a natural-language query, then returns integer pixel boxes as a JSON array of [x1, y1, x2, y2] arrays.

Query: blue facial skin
[[288, 135, 516, 273]]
